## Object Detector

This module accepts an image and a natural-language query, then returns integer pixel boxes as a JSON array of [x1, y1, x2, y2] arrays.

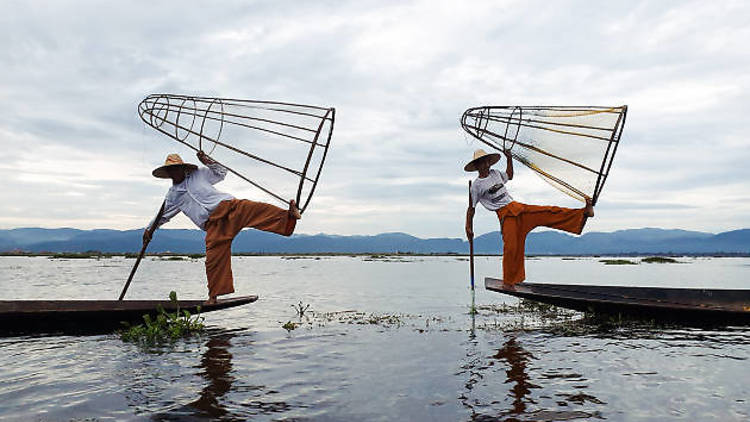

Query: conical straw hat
[[152, 153, 198, 178], [464, 149, 501, 172]]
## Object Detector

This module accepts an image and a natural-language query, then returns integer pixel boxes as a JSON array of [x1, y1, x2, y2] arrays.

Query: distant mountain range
[[1, 227, 748, 255]]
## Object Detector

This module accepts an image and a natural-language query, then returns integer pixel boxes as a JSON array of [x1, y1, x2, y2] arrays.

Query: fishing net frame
[[138, 94, 335, 214], [461, 105, 627, 206]]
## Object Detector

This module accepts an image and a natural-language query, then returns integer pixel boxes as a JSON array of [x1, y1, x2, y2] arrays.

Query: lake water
[[1, 255, 749, 421]]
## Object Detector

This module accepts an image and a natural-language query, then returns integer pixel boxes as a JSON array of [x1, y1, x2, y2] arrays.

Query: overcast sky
[[1, 0, 748, 238]]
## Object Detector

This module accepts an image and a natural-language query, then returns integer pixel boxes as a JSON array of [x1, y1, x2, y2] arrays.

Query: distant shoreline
[[2, 252, 748, 258], [3, 227, 748, 255]]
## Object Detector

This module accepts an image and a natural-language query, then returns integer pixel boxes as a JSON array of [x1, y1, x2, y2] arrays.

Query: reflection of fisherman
[[494, 336, 535, 415], [144, 152, 301, 304], [189, 335, 234, 417], [464, 149, 594, 286]]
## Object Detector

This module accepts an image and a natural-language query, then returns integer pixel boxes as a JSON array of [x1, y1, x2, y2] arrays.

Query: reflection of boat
[[486, 278, 750, 325], [0, 296, 257, 335]]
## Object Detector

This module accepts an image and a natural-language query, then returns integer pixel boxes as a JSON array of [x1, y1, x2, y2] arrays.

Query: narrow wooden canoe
[[0, 296, 257, 335], [485, 278, 750, 325]]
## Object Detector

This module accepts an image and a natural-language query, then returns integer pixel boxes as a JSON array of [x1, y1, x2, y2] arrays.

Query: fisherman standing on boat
[[144, 152, 301, 304], [464, 149, 594, 286]]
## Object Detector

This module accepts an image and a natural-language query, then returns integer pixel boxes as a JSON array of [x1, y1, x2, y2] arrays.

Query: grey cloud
[[1, 0, 748, 237]]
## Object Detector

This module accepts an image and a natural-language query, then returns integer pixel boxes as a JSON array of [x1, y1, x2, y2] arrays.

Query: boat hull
[[485, 278, 750, 326], [0, 296, 257, 335]]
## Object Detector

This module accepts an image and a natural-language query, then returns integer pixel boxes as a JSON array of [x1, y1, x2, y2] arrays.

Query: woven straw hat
[[464, 149, 501, 172], [152, 154, 198, 178]]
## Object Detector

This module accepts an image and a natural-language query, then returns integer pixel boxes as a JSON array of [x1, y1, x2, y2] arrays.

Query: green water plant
[[641, 256, 679, 264], [49, 252, 110, 259], [292, 300, 312, 318], [599, 259, 639, 265], [282, 320, 300, 332], [119, 291, 205, 345], [540, 310, 676, 337]]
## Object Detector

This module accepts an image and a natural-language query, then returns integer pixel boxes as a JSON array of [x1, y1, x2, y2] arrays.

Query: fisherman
[[144, 152, 301, 304], [464, 149, 594, 286]]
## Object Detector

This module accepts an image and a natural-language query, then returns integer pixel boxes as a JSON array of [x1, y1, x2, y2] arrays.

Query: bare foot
[[205, 296, 218, 305], [502, 280, 519, 290], [584, 198, 595, 218], [288, 199, 302, 220]]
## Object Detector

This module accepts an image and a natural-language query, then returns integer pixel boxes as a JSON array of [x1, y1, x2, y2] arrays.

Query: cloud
[[1, 0, 748, 237]]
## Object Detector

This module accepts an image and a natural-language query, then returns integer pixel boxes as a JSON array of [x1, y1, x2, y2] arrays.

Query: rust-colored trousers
[[204, 199, 296, 297], [496, 201, 586, 285]]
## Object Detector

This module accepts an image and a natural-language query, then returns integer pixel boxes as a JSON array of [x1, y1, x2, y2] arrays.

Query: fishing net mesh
[[139, 94, 334, 213], [462, 106, 627, 204]]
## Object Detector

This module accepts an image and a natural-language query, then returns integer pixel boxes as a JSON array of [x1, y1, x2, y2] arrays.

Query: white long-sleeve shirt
[[150, 162, 234, 230]]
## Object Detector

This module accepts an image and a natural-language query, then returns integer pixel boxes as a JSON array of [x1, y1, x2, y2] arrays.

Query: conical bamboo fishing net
[[461, 105, 627, 205], [138, 94, 335, 213]]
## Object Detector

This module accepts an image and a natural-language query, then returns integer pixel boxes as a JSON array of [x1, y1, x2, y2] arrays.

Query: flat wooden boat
[[485, 278, 750, 326], [0, 296, 257, 335]]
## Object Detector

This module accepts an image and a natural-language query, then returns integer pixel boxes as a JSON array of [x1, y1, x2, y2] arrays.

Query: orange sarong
[[496, 201, 586, 286], [204, 199, 296, 297]]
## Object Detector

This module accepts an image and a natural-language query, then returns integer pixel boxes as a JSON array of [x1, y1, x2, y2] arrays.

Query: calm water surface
[[1, 255, 749, 421]]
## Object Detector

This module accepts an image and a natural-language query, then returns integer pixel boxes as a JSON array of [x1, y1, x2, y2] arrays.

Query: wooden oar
[[118, 201, 166, 300]]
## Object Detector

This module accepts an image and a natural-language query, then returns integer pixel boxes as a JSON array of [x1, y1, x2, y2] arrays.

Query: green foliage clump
[[641, 256, 679, 264], [49, 252, 109, 259], [120, 291, 204, 344], [282, 320, 299, 332], [599, 259, 639, 265]]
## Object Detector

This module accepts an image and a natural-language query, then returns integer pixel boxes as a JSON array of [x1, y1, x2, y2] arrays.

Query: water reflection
[[150, 333, 237, 421], [460, 334, 538, 420], [188, 334, 235, 418], [491, 336, 537, 415], [461, 334, 603, 421]]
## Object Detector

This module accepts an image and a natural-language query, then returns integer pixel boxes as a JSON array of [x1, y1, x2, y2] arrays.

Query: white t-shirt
[[471, 169, 513, 211]]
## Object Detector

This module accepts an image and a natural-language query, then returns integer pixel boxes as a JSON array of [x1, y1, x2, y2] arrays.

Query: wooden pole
[[118, 201, 166, 300], [468, 180, 476, 317], [468, 180, 475, 291]]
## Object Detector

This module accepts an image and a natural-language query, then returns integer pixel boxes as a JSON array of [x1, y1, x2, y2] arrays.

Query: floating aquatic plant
[[49, 252, 110, 260], [282, 321, 300, 332], [291, 301, 312, 318], [641, 256, 680, 264], [119, 291, 205, 345], [599, 259, 638, 265]]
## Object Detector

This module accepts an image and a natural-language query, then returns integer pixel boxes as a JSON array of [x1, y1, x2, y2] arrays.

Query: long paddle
[[118, 201, 166, 300]]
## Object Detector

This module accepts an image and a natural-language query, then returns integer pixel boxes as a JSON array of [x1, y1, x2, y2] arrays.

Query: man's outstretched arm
[[197, 150, 215, 165], [143, 199, 178, 243], [196, 151, 228, 184], [504, 149, 513, 180]]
